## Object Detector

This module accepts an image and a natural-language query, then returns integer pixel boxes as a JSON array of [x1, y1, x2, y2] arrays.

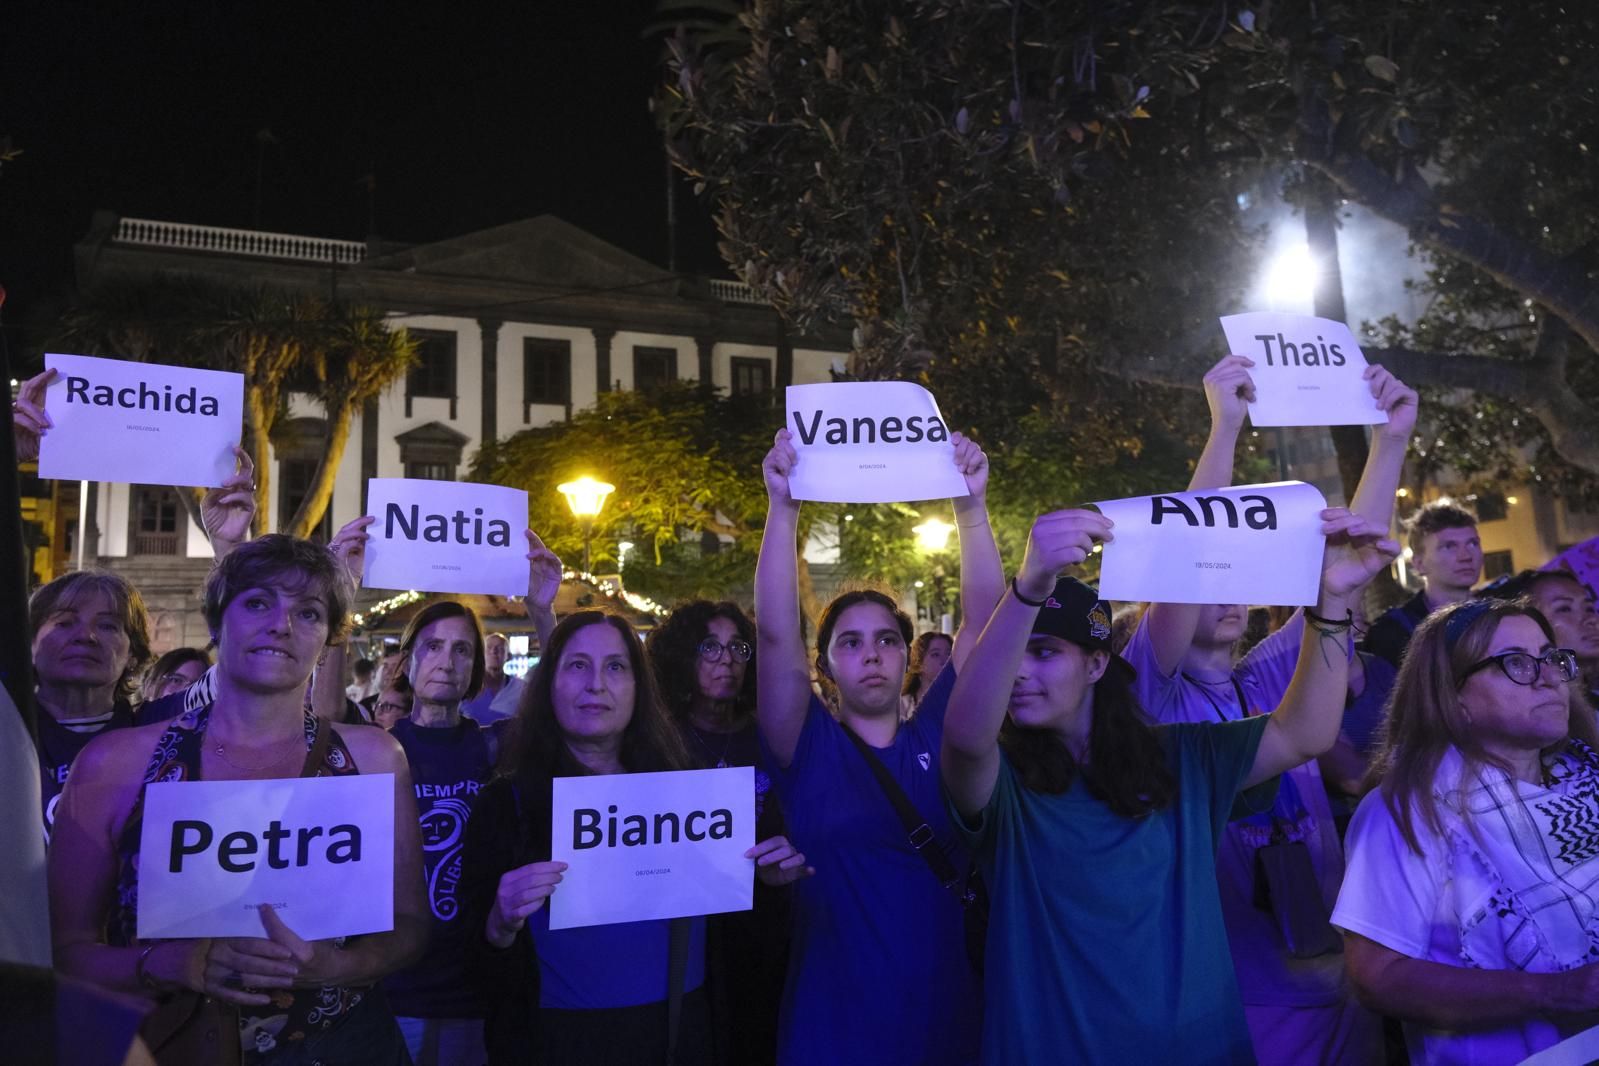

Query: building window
[[278, 459, 333, 541], [405, 461, 455, 481], [633, 346, 677, 393], [1475, 492, 1508, 523], [406, 328, 458, 418], [1482, 549, 1514, 580], [730, 357, 773, 396], [524, 337, 571, 417], [130, 486, 182, 556]]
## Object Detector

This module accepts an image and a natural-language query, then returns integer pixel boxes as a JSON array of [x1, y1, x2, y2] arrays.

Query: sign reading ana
[[1094, 481, 1328, 606], [1218, 313, 1388, 428], [549, 767, 754, 931], [785, 382, 967, 503], [38, 353, 244, 487], [137, 774, 395, 941], [364, 478, 528, 596]]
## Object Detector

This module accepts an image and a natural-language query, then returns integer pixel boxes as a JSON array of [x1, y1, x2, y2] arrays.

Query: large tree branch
[[1297, 108, 1599, 356]]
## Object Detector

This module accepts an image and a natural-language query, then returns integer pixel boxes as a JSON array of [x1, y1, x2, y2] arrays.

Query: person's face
[[1416, 527, 1482, 590], [153, 658, 207, 700], [407, 615, 477, 708], [695, 615, 749, 704], [1194, 604, 1247, 647], [215, 584, 329, 695], [1007, 635, 1106, 732], [373, 685, 411, 730], [824, 603, 908, 716], [31, 588, 133, 692], [1529, 579, 1599, 663], [1458, 615, 1571, 758], [553, 622, 637, 745], [485, 635, 509, 675], [377, 652, 404, 689], [919, 636, 952, 686]]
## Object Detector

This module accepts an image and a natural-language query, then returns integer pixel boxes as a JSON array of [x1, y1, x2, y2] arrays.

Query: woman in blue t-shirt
[[939, 507, 1397, 1065], [753, 427, 1002, 1066]]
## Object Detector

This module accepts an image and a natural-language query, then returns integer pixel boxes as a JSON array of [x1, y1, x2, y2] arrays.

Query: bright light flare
[[1263, 244, 1319, 308]]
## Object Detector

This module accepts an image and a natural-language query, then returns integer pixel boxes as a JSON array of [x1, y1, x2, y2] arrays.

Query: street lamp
[[557, 476, 615, 574], [913, 517, 956, 632]]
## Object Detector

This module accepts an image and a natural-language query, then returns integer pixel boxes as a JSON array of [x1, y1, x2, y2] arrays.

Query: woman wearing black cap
[[940, 506, 1396, 1066]]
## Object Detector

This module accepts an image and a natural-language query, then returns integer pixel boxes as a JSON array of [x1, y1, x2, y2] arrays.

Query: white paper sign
[[364, 478, 528, 596], [1519, 1025, 1599, 1066], [1094, 481, 1328, 606], [785, 382, 967, 503], [1218, 313, 1388, 428], [549, 767, 754, 930], [137, 774, 395, 941], [38, 353, 244, 486]]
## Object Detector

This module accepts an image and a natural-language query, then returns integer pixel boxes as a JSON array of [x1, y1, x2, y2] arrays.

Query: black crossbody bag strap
[[841, 725, 965, 893], [664, 916, 690, 1065]]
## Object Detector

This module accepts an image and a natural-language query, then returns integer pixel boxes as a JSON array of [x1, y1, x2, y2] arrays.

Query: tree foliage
[[54, 277, 416, 537]]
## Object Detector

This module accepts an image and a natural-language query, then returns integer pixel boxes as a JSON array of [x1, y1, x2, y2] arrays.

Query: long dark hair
[[499, 610, 693, 779], [999, 661, 1175, 817], [903, 632, 952, 699], [645, 600, 758, 722]]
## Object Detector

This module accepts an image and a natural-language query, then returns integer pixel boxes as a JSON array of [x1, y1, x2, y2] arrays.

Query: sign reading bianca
[[364, 478, 529, 596], [38, 353, 244, 487], [137, 774, 395, 941], [785, 382, 968, 503], [1218, 313, 1388, 428], [549, 767, 754, 930], [1093, 481, 1328, 606]]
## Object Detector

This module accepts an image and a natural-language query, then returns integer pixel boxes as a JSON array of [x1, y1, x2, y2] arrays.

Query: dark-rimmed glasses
[[697, 637, 753, 663], [1462, 649, 1579, 686]]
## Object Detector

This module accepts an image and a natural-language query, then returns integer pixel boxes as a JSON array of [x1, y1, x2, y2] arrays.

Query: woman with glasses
[[648, 601, 803, 1065], [138, 647, 211, 705], [1333, 597, 1599, 1065]]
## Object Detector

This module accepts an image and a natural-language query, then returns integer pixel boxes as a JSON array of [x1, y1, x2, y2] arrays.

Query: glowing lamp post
[[557, 476, 615, 575], [913, 517, 956, 632]]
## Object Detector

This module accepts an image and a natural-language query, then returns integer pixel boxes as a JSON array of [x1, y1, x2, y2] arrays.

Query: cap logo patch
[[1086, 603, 1112, 641], [1044, 597, 1062, 609]]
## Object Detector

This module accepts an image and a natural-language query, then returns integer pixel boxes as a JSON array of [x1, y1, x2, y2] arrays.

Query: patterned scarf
[[1435, 740, 1599, 972]]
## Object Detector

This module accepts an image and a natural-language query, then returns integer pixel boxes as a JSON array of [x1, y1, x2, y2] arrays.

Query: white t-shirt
[[1332, 785, 1565, 1064]]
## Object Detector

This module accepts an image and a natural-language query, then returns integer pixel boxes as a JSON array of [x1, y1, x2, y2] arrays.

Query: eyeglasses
[[697, 637, 753, 663], [1462, 648, 1580, 686]]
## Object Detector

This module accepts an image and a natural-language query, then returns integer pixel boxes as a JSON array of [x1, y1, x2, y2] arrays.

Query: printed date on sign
[[1194, 561, 1233, 569]]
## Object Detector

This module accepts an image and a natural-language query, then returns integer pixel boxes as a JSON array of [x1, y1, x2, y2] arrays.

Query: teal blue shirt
[[950, 717, 1271, 1066]]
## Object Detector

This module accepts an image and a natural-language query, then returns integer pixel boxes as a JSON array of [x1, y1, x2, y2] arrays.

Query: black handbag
[[1253, 825, 1342, 959], [840, 726, 988, 972]]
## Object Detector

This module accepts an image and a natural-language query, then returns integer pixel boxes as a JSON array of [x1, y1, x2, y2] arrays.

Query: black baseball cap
[[1030, 577, 1135, 677]]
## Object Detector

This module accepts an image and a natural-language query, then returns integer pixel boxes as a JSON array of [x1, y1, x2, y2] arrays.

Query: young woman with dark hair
[[903, 631, 953, 716], [1334, 597, 1599, 1064], [463, 609, 778, 1063], [754, 427, 1002, 1066], [48, 534, 428, 1064], [647, 599, 801, 1066], [941, 506, 1396, 1065]]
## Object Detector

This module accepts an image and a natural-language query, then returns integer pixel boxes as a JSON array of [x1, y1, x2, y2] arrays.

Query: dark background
[[0, 0, 723, 353]]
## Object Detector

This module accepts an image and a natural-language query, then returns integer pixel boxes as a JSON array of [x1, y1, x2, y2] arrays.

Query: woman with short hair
[[1334, 597, 1599, 1064], [48, 534, 428, 1065]]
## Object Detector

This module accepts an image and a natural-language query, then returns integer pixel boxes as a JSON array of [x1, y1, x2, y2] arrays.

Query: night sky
[[0, 0, 722, 351]]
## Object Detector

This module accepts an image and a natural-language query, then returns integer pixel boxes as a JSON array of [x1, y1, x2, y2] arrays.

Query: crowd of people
[[12, 351, 1599, 1066]]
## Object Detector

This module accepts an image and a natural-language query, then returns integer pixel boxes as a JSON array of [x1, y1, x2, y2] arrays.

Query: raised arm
[[754, 429, 814, 767], [949, 432, 1003, 671], [1142, 354, 1256, 677], [943, 509, 1113, 818], [200, 445, 257, 560], [1245, 509, 1398, 787], [1347, 366, 1418, 532], [524, 529, 561, 651], [310, 516, 374, 722], [12, 367, 55, 463]]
